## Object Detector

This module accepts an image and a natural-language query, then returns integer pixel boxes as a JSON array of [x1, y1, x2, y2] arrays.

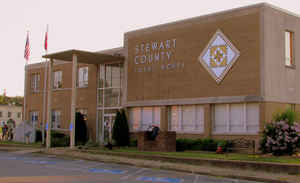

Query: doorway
[[103, 113, 115, 144]]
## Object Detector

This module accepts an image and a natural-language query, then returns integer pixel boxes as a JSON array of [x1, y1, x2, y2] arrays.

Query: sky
[[0, 0, 299, 96]]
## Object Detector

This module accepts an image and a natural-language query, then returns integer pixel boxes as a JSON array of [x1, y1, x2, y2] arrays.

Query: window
[[213, 103, 259, 134], [31, 73, 40, 92], [7, 112, 11, 118], [29, 111, 39, 125], [0, 111, 2, 117], [76, 108, 88, 120], [129, 107, 160, 131], [285, 31, 294, 66], [78, 67, 88, 88], [169, 105, 204, 133], [17, 112, 21, 118], [51, 110, 61, 129], [53, 71, 62, 89], [98, 64, 122, 107]]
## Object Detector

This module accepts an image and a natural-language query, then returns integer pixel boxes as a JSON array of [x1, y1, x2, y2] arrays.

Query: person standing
[[3, 124, 8, 141], [0, 125, 2, 141]]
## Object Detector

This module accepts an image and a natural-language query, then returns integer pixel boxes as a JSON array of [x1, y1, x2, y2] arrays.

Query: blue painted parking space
[[88, 168, 125, 174], [137, 176, 182, 183]]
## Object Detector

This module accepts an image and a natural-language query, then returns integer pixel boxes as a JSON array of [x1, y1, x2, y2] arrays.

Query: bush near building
[[112, 110, 130, 146], [75, 112, 88, 146], [260, 109, 300, 156], [176, 138, 231, 152], [51, 130, 70, 147]]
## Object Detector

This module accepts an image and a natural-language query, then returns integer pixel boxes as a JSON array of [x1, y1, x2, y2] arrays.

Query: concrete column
[[70, 54, 78, 148], [160, 106, 168, 131], [204, 104, 212, 138], [46, 59, 53, 148]]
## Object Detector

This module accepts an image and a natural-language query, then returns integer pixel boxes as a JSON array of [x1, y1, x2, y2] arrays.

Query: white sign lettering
[[133, 38, 183, 72]]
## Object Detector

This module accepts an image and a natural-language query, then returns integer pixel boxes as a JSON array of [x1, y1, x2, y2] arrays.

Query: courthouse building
[[24, 3, 300, 145]]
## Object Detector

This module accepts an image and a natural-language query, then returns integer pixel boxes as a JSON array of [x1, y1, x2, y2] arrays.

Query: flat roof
[[43, 49, 124, 64]]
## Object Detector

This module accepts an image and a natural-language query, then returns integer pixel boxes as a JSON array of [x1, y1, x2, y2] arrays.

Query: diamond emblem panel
[[199, 30, 240, 84]]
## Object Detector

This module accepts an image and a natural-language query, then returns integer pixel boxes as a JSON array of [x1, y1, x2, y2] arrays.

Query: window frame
[[7, 112, 11, 118], [78, 66, 89, 88], [29, 111, 39, 125], [129, 107, 161, 132], [31, 73, 40, 93], [285, 30, 295, 67], [212, 103, 260, 135], [51, 110, 61, 129], [168, 105, 205, 133], [53, 70, 63, 89]]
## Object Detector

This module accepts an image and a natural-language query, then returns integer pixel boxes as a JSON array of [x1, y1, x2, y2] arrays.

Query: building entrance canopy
[[43, 49, 124, 64], [42, 49, 124, 148]]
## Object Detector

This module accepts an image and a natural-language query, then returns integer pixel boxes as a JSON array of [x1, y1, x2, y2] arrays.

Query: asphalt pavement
[[0, 151, 262, 183]]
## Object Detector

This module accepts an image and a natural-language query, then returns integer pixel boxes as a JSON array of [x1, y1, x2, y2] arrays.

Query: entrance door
[[103, 114, 115, 144]]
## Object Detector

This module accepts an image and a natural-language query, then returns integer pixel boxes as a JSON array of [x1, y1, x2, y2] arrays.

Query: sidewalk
[[0, 145, 299, 183]]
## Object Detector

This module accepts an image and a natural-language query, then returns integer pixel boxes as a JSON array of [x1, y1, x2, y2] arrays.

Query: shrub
[[260, 121, 300, 156], [112, 110, 130, 146], [273, 108, 298, 125], [51, 130, 70, 147], [35, 130, 43, 142], [85, 139, 99, 147], [75, 112, 88, 146], [176, 138, 231, 152], [129, 139, 137, 147]]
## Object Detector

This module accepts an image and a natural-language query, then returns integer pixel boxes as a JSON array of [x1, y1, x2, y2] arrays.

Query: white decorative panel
[[199, 30, 240, 84]]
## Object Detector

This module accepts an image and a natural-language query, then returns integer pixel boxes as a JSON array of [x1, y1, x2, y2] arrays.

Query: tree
[[112, 110, 130, 146], [75, 112, 88, 145]]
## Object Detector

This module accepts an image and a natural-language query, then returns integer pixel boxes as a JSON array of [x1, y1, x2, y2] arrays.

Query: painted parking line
[[193, 175, 199, 183], [24, 160, 56, 165], [88, 168, 126, 174], [120, 168, 146, 180], [137, 176, 182, 183]]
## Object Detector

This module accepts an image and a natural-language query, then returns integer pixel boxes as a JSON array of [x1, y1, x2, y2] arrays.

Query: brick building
[[24, 3, 300, 146]]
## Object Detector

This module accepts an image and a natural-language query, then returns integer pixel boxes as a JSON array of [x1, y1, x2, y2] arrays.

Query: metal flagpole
[[23, 31, 29, 143], [42, 25, 49, 145]]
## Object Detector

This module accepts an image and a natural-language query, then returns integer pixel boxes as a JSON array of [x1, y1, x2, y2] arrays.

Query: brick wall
[[137, 131, 176, 152]]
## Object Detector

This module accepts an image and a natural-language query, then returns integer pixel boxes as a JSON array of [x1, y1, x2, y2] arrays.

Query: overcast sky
[[0, 0, 299, 96]]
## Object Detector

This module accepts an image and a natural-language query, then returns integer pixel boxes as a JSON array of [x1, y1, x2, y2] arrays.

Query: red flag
[[24, 32, 30, 61], [44, 25, 48, 51]]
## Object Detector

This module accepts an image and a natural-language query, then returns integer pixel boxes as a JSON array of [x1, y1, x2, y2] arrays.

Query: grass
[[88, 147, 300, 165], [0, 141, 43, 148]]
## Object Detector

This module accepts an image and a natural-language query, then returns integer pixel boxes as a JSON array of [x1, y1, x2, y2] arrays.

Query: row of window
[[31, 67, 89, 92], [129, 103, 260, 134], [29, 109, 87, 129], [0, 111, 21, 118]]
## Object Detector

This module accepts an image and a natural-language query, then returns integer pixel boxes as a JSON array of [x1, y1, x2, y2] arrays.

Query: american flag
[[24, 32, 30, 61]]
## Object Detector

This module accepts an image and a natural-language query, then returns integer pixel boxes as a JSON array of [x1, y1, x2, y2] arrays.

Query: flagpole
[[23, 31, 29, 143], [42, 25, 48, 145]]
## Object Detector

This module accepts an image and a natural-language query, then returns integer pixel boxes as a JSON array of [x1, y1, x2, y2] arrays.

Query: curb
[[79, 150, 300, 175], [41, 149, 294, 183]]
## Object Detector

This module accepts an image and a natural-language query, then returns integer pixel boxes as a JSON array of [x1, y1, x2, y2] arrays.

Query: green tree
[[112, 110, 130, 146], [75, 112, 88, 145]]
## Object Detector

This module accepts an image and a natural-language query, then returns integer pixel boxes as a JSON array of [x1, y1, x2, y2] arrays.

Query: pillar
[[70, 54, 78, 148], [160, 106, 168, 131], [204, 104, 212, 138]]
